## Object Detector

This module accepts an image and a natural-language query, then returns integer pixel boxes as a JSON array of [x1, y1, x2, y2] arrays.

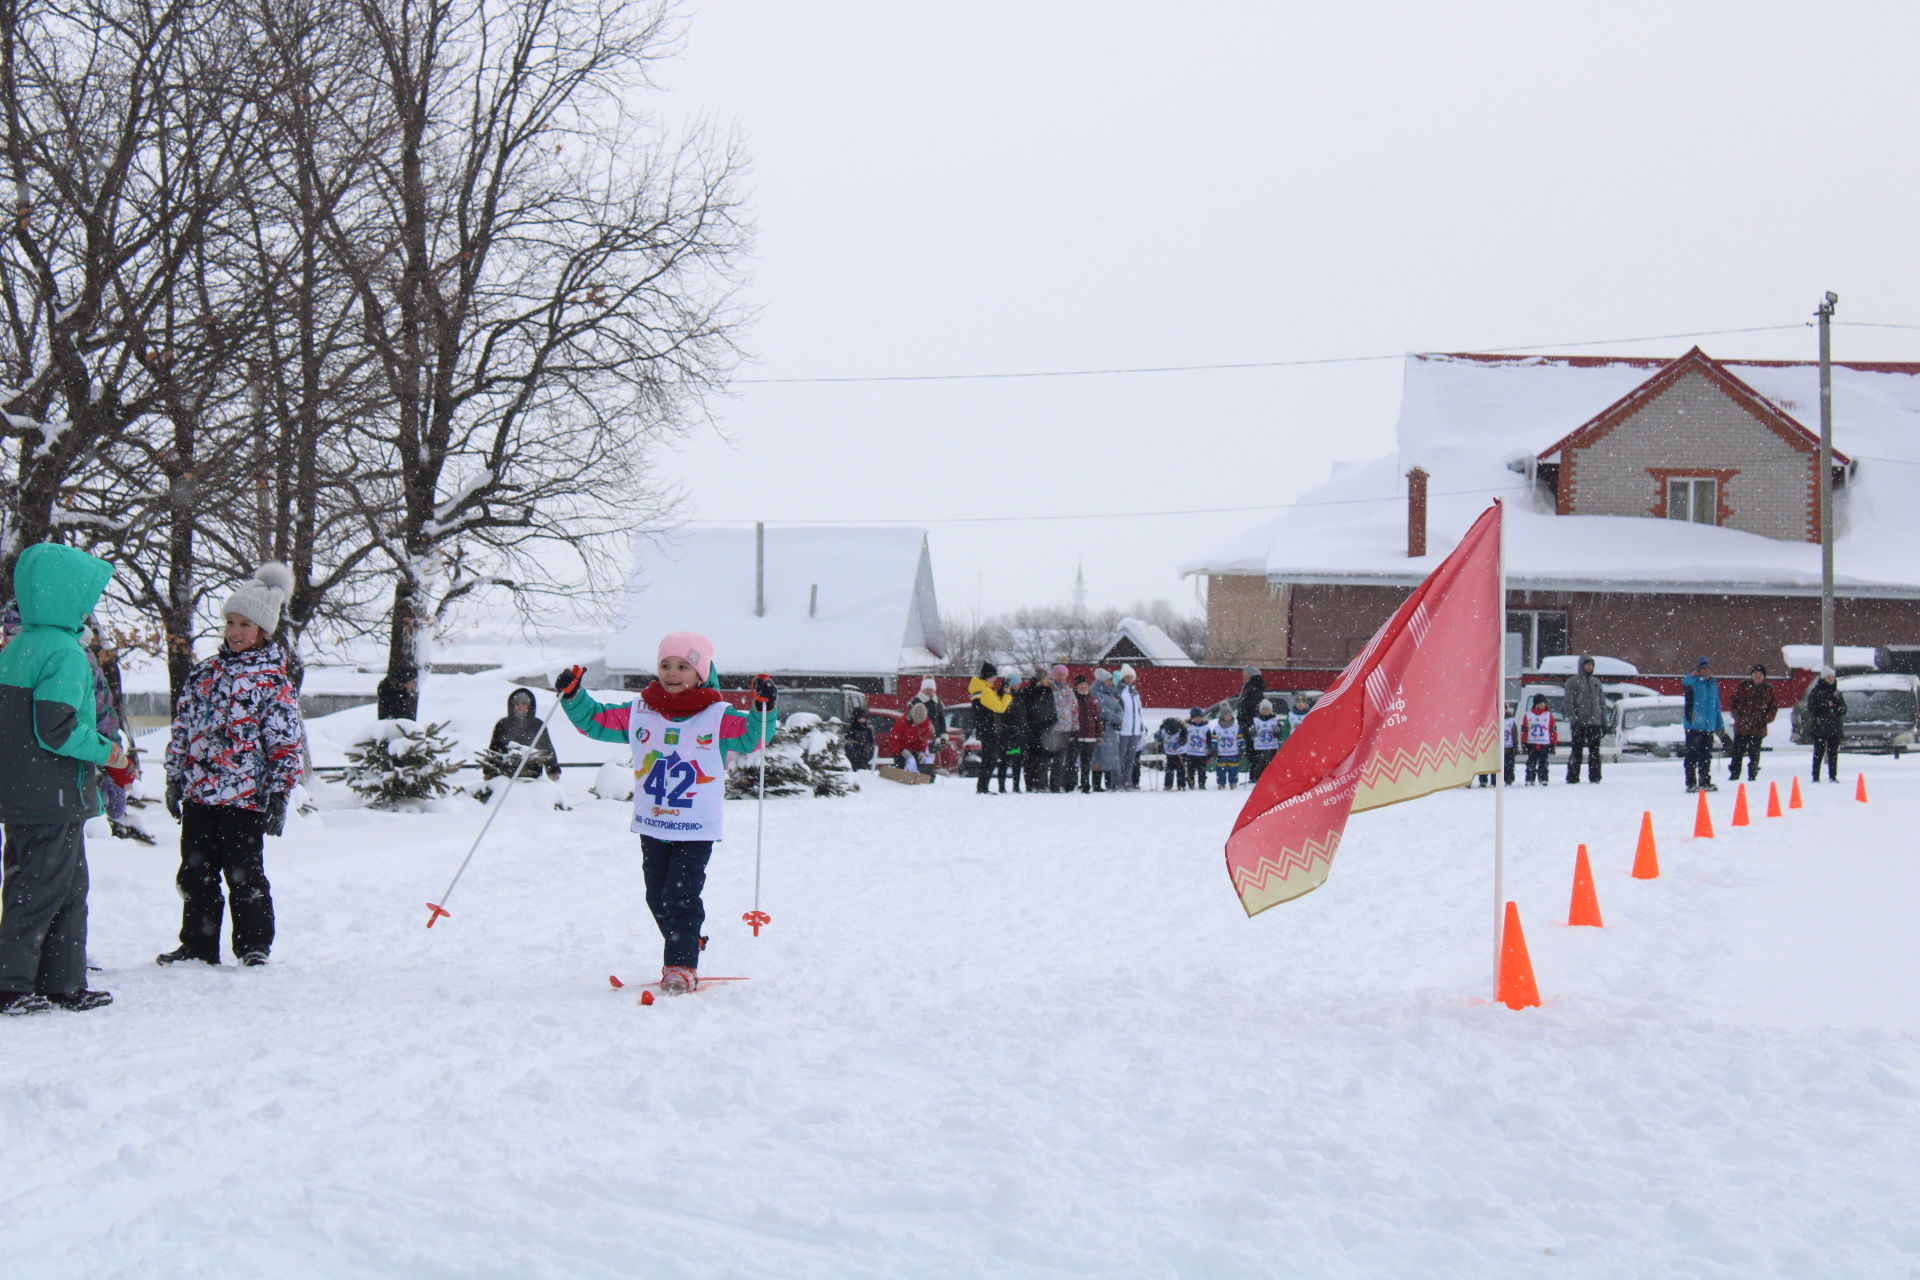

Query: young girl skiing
[[159, 564, 305, 967], [556, 632, 774, 995], [1520, 694, 1557, 786]]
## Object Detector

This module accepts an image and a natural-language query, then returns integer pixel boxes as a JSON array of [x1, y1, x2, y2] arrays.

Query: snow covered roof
[[1533, 654, 1640, 676], [605, 526, 946, 679], [1779, 644, 1878, 672], [1097, 617, 1197, 667], [1183, 351, 1920, 597]]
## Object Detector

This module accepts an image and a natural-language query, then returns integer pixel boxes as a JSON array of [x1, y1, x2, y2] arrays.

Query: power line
[[733, 323, 1837, 386], [691, 484, 1531, 527]]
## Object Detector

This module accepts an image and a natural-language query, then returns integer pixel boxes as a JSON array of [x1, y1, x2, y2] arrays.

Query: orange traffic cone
[[1693, 788, 1715, 838], [1632, 811, 1660, 879], [1789, 776, 1804, 810], [1568, 844, 1603, 927], [1766, 781, 1782, 818], [1855, 773, 1869, 803], [1731, 783, 1751, 827], [1497, 901, 1541, 1010]]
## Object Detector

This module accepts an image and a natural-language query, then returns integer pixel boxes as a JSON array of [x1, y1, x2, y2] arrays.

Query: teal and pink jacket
[[561, 680, 774, 759]]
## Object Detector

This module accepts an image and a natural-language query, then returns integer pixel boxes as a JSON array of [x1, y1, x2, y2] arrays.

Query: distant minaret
[[1072, 562, 1087, 617]]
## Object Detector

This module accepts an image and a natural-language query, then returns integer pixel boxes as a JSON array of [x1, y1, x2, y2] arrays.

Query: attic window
[[1667, 477, 1718, 526]]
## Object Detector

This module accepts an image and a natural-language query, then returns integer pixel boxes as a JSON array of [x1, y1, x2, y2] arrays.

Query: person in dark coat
[[478, 687, 563, 805], [1020, 670, 1059, 793], [1805, 667, 1846, 782], [907, 677, 948, 740], [377, 668, 419, 720], [1727, 665, 1778, 782], [1071, 673, 1104, 791], [1236, 666, 1266, 744], [1561, 655, 1609, 784], [841, 707, 876, 773], [484, 687, 561, 777], [968, 663, 1011, 793]]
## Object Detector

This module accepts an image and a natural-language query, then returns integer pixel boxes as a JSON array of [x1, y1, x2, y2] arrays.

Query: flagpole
[[1492, 498, 1507, 999]]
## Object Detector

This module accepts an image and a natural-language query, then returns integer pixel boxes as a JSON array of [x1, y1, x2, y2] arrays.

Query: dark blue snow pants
[[640, 835, 713, 969]]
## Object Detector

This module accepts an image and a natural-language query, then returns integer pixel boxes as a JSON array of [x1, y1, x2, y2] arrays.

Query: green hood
[[14, 543, 113, 633]]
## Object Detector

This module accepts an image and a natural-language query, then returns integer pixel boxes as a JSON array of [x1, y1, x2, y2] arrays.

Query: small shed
[[605, 525, 946, 692], [1097, 617, 1196, 668]]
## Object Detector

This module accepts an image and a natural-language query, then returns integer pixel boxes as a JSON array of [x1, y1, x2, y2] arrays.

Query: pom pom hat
[[657, 630, 713, 682], [223, 562, 293, 634]]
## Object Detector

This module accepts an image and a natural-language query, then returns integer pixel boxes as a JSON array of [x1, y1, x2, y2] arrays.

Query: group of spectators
[[950, 664, 1312, 795], [964, 662, 1149, 793]]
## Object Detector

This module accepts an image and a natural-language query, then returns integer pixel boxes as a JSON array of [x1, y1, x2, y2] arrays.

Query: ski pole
[[743, 674, 772, 937], [426, 695, 553, 928]]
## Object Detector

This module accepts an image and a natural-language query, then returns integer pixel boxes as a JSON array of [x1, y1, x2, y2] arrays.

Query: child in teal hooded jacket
[[0, 543, 129, 1013]]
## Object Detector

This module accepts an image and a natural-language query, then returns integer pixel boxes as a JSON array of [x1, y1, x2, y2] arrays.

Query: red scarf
[[641, 681, 727, 717]]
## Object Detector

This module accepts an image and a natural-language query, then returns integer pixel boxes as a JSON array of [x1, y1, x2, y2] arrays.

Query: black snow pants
[[1565, 725, 1605, 783], [177, 801, 275, 962], [640, 835, 713, 969], [0, 822, 88, 995], [1683, 730, 1717, 790], [975, 743, 1006, 793], [1728, 734, 1763, 780], [1248, 749, 1277, 783], [1811, 734, 1841, 781]]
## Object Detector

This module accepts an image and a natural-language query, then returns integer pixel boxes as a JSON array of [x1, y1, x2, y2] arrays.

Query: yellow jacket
[[967, 675, 1011, 714]]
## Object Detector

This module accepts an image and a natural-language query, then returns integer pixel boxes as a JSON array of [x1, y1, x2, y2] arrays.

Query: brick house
[[1187, 349, 1920, 674]]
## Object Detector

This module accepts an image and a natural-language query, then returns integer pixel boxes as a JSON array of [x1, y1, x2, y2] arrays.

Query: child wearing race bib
[[1520, 694, 1557, 786], [1209, 708, 1243, 789], [555, 632, 774, 995], [1182, 707, 1212, 790], [1247, 698, 1288, 783]]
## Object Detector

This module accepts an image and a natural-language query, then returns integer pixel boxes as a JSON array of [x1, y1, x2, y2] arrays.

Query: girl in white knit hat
[[157, 564, 305, 967]]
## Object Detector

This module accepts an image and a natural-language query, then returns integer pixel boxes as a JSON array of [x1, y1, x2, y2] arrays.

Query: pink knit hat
[[657, 630, 714, 681]]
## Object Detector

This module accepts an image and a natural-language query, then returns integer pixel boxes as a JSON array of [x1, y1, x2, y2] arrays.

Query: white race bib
[[629, 701, 731, 840]]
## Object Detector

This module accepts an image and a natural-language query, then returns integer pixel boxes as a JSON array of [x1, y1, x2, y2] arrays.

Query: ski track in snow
[[6, 762, 1920, 1279]]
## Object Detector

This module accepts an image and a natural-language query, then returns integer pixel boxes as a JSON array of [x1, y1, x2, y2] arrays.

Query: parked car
[[1616, 695, 1687, 758], [1791, 673, 1920, 757], [773, 685, 867, 725]]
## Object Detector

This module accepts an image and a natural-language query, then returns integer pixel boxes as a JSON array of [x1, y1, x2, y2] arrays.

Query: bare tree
[[319, 0, 748, 716], [0, 0, 265, 630]]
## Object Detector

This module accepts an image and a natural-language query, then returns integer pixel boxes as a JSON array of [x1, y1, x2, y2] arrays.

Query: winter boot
[[239, 951, 269, 967], [47, 989, 113, 1011], [156, 946, 219, 966], [660, 966, 697, 996], [0, 991, 53, 1015]]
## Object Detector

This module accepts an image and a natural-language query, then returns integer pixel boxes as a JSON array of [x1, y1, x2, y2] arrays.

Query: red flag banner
[[1225, 502, 1503, 915]]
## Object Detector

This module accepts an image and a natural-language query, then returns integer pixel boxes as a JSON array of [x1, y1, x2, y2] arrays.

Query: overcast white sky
[[647, 1, 1920, 619]]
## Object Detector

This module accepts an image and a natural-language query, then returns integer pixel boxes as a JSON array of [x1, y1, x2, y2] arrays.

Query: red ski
[[608, 973, 748, 992]]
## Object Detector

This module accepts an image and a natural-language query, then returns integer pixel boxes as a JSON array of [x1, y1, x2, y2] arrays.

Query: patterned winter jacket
[[165, 639, 306, 810]]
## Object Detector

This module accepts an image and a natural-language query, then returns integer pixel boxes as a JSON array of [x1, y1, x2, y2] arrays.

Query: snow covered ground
[[9, 754, 1920, 1279]]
